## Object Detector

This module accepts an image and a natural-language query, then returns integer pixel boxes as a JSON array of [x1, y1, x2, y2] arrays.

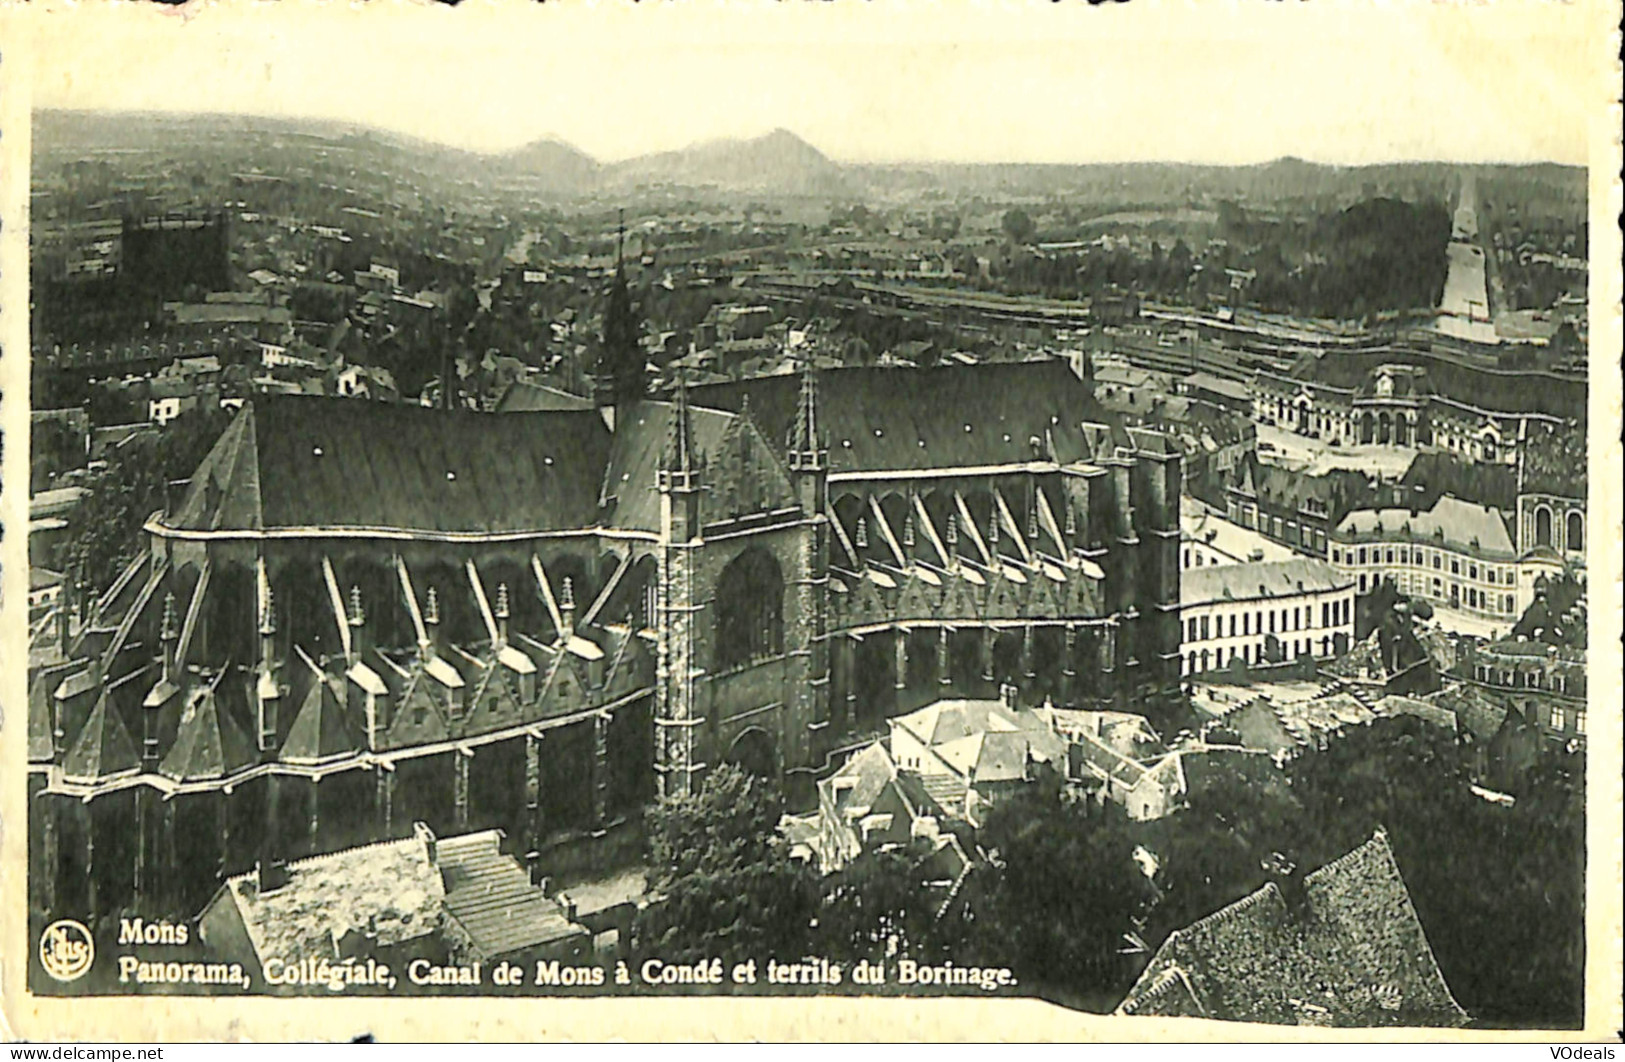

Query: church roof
[[690, 361, 1128, 474], [601, 399, 736, 531], [493, 379, 596, 413], [167, 398, 612, 535], [280, 671, 361, 764], [160, 683, 258, 782], [61, 691, 141, 783], [1118, 831, 1468, 1027]]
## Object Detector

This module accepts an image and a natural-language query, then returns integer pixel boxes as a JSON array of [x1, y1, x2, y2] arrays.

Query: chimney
[[256, 857, 289, 895], [1000, 682, 1018, 710], [414, 821, 438, 867]]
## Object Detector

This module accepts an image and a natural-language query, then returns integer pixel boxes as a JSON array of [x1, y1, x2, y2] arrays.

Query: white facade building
[[1180, 558, 1356, 676], [1331, 494, 1525, 625]]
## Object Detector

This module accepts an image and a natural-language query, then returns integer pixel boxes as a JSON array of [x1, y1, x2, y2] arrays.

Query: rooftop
[[1118, 831, 1468, 1027], [1336, 495, 1517, 559], [1182, 557, 1351, 607]]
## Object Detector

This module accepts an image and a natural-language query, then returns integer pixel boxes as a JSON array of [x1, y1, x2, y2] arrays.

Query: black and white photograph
[[2, 1, 1619, 1043]]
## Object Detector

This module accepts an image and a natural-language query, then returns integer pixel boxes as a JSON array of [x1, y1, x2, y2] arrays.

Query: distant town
[[26, 110, 1587, 1027]]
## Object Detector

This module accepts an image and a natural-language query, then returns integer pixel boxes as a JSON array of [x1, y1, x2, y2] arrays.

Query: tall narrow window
[[715, 548, 785, 670]]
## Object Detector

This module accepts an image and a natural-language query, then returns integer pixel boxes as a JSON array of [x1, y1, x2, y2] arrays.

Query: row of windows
[[1184, 596, 1351, 644], [1335, 544, 1513, 586], [1549, 707, 1586, 734], [1182, 635, 1339, 675], [1356, 572, 1518, 615], [1228, 504, 1329, 554], [1473, 664, 1572, 694]]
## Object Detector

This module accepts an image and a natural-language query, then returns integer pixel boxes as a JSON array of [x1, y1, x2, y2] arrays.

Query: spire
[[495, 582, 510, 645], [616, 207, 626, 273], [788, 355, 826, 471], [159, 591, 179, 680], [661, 373, 699, 490], [596, 208, 645, 417]]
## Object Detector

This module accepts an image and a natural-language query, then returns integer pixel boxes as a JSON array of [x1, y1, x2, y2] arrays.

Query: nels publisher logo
[[39, 919, 95, 982]]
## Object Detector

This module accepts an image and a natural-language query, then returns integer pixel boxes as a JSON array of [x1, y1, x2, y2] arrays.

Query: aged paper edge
[[0, 0, 1620, 1042]]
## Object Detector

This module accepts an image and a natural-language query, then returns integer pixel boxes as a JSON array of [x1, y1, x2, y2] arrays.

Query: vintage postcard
[[0, 0, 1619, 1043]]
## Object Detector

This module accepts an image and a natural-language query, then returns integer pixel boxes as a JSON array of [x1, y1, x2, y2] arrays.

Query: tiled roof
[[1119, 831, 1468, 1027], [437, 830, 588, 959], [221, 831, 445, 969], [1371, 696, 1458, 734], [1424, 685, 1506, 743], [1336, 495, 1516, 558], [1182, 558, 1350, 606], [822, 742, 898, 818], [167, 398, 612, 535]]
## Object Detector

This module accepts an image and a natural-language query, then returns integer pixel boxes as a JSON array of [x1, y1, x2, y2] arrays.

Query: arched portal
[[1566, 511, 1583, 553]]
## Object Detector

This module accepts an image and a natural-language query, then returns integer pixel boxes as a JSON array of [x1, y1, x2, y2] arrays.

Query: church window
[[715, 548, 785, 671]]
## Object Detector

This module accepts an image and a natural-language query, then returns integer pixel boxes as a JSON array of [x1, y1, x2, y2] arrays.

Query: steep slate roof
[[168, 398, 612, 534], [436, 830, 588, 959], [1234, 454, 1374, 521], [1119, 831, 1468, 1027], [493, 379, 596, 412], [160, 684, 258, 782], [1398, 453, 1517, 513], [61, 692, 141, 783], [1182, 558, 1350, 607], [280, 674, 361, 764], [690, 361, 1128, 474], [601, 399, 736, 531]]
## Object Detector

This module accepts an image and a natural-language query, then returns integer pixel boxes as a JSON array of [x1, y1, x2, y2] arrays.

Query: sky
[[12, 1, 1605, 166]]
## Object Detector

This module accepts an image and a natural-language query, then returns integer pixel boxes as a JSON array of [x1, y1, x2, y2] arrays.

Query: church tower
[[593, 209, 645, 430], [655, 377, 703, 798]]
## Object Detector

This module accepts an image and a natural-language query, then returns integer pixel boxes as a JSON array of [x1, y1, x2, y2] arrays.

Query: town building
[[28, 353, 1184, 920], [792, 741, 972, 888], [1225, 454, 1374, 560], [1181, 497, 1295, 570], [1454, 638, 1587, 748], [1331, 495, 1523, 624], [1250, 361, 1579, 465], [1180, 559, 1355, 676], [1116, 830, 1469, 1026], [197, 823, 593, 990]]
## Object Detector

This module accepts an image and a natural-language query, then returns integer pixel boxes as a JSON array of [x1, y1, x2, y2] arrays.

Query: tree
[[811, 841, 968, 965], [961, 771, 1156, 1011], [632, 765, 816, 965], [1001, 208, 1036, 246]]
